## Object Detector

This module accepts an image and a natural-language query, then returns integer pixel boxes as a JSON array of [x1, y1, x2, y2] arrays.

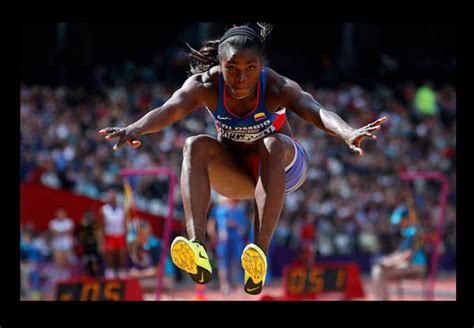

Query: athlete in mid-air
[[100, 23, 387, 294]]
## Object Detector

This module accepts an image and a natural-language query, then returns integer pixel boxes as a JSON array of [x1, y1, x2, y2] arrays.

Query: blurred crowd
[[20, 60, 456, 299]]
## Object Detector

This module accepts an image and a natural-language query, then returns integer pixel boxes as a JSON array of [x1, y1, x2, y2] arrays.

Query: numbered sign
[[282, 262, 364, 300], [56, 278, 143, 301]]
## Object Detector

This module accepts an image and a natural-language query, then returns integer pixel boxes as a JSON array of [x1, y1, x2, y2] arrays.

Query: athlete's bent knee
[[259, 135, 285, 154], [183, 134, 214, 160]]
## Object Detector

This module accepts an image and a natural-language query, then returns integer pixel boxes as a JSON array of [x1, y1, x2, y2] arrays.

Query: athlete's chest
[[214, 111, 274, 129], [206, 81, 281, 114]]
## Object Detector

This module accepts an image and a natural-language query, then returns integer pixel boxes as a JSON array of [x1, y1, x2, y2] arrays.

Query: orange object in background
[[56, 277, 144, 301], [195, 284, 206, 300], [282, 262, 364, 300]]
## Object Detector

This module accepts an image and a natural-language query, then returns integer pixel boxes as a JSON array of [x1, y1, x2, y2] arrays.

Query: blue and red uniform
[[208, 68, 308, 193]]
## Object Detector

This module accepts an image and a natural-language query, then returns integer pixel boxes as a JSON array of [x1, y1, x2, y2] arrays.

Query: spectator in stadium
[[370, 205, 428, 300], [77, 210, 102, 277], [48, 208, 75, 269], [99, 23, 387, 294], [297, 211, 317, 267], [127, 219, 175, 290], [207, 196, 250, 294], [98, 188, 128, 279], [20, 229, 44, 300]]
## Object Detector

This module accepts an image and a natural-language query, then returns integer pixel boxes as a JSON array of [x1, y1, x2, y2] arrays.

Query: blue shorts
[[241, 135, 309, 193], [284, 137, 309, 193]]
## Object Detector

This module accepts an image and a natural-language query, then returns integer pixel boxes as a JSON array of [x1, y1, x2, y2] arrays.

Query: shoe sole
[[241, 245, 266, 294], [171, 239, 198, 274], [170, 238, 212, 284]]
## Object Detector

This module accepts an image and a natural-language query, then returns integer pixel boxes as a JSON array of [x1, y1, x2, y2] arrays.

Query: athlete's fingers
[[109, 129, 127, 139], [363, 132, 377, 140], [99, 127, 119, 135], [366, 125, 381, 133], [113, 137, 128, 150], [128, 140, 142, 148], [375, 116, 389, 124], [366, 116, 388, 128], [349, 144, 364, 156]]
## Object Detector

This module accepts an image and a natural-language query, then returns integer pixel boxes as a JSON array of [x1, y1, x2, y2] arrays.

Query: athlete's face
[[220, 47, 262, 99]]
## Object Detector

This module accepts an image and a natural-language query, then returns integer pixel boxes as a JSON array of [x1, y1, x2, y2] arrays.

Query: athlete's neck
[[226, 84, 257, 101]]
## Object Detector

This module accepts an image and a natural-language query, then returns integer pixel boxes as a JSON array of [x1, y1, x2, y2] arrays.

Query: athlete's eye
[[226, 66, 236, 71], [247, 65, 256, 71]]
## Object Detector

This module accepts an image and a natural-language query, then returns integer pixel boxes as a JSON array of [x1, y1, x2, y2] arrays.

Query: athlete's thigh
[[204, 136, 256, 199], [258, 133, 296, 168]]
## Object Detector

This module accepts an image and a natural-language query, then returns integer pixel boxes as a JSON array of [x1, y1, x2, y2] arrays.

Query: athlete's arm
[[99, 75, 209, 150], [274, 72, 387, 156]]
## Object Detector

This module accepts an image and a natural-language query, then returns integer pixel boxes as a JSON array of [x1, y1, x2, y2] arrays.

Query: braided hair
[[184, 23, 273, 75]]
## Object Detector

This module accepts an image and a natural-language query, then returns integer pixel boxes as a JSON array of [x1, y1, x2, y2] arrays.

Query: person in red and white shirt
[[49, 208, 75, 271], [98, 189, 127, 279]]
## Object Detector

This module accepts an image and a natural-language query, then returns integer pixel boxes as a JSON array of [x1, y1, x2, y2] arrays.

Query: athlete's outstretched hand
[[345, 116, 388, 156], [98, 126, 143, 150]]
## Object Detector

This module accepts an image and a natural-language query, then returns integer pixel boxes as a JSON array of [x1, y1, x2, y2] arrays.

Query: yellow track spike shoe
[[241, 243, 267, 295], [170, 236, 212, 284]]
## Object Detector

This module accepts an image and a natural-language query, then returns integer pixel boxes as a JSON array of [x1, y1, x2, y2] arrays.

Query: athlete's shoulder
[[181, 66, 219, 99], [264, 67, 284, 88], [265, 67, 302, 100], [187, 66, 220, 89]]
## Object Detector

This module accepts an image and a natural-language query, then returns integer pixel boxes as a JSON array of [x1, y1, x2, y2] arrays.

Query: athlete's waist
[[219, 132, 294, 154]]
